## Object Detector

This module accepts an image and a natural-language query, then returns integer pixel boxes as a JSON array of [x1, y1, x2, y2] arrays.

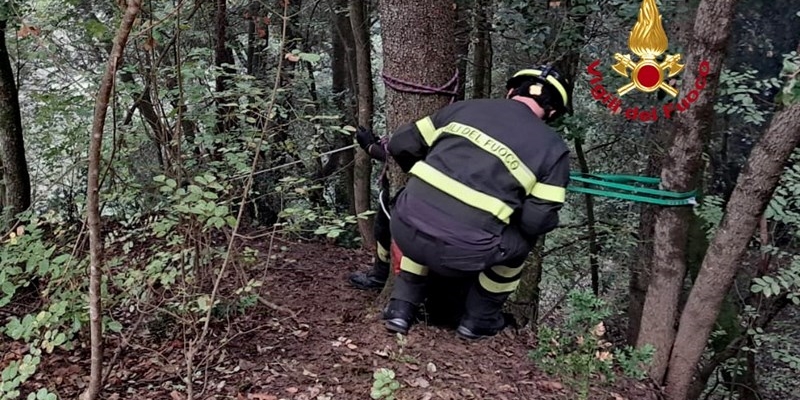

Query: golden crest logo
[[586, 0, 710, 122]]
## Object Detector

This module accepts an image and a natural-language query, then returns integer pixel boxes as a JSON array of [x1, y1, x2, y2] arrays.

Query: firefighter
[[347, 126, 393, 291], [381, 65, 572, 340]]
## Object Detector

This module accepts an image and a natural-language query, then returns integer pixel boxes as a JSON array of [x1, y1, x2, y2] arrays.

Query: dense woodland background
[[0, 0, 799, 399]]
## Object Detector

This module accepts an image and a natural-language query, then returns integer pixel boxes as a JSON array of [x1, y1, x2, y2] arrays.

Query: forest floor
[[3, 234, 662, 400]]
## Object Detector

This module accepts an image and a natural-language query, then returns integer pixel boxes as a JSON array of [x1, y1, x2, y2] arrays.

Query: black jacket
[[387, 98, 570, 249]]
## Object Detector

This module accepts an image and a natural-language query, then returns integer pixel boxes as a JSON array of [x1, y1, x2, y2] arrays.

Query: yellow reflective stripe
[[376, 242, 389, 263], [437, 122, 538, 194], [531, 182, 566, 203], [415, 116, 439, 146], [479, 272, 520, 293], [490, 264, 524, 279], [410, 162, 514, 224], [400, 256, 428, 276]]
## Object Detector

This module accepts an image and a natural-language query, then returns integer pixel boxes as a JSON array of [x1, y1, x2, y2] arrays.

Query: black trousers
[[389, 213, 531, 331]]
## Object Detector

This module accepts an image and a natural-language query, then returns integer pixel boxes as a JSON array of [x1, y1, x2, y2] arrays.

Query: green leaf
[[2, 361, 19, 381], [107, 320, 123, 333], [298, 52, 322, 63]]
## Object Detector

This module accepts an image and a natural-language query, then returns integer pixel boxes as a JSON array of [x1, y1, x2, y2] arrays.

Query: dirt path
[[5, 237, 660, 400]]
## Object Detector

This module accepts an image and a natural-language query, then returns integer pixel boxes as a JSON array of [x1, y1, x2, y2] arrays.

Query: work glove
[[355, 125, 379, 150]]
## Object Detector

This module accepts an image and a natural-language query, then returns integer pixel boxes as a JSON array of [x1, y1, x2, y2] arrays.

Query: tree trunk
[[454, 0, 471, 101], [0, 19, 31, 225], [377, 0, 457, 301], [379, 0, 456, 194], [636, 0, 738, 382], [82, 3, 142, 399], [508, 236, 545, 329], [470, 0, 491, 99], [331, 0, 356, 215], [348, 0, 376, 250], [627, 0, 697, 346], [664, 103, 800, 400], [574, 139, 600, 295]]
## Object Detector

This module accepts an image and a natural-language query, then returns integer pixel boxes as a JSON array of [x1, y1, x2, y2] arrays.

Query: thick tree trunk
[[636, 0, 738, 382], [664, 103, 800, 400], [348, 0, 376, 250], [379, 0, 456, 194], [377, 0, 456, 301], [0, 19, 31, 224]]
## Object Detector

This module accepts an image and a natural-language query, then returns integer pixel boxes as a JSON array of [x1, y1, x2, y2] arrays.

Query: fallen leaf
[[409, 377, 430, 388], [591, 322, 606, 337], [610, 392, 626, 400], [169, 390, 184, 400], [426, 362, 437, 374], [285, 53, 300, 62], [595, 350, 613, 362], [238, 359, 258, 370], [247, 394, 277, 400], [285, 387, 299, 394], [374, 349, 389, 357], [539, 381, 564, 391]]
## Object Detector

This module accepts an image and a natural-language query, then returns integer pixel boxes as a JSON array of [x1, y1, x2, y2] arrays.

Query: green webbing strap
[[567, 172, 699, 206]]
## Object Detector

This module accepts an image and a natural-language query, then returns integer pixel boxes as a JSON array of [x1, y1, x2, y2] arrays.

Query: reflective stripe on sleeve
[[415, 116, 439, 147], [531, 182, 566, 203]]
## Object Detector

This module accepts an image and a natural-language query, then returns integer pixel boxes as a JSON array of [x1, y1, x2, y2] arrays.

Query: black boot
[[382, 299, 417, 335], [456, 313, 517, 340], [348, 260, 389, 291]]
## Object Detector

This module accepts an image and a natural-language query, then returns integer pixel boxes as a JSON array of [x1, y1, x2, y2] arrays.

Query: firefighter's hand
[[356, 126, 378, 150]]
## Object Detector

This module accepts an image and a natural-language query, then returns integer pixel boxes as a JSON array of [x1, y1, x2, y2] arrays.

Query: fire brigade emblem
[[612, 0, 684, 97]]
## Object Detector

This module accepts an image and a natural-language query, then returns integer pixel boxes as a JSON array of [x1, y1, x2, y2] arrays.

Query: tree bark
[[348, 0, 376, 250], [330, 0, 356, 215], [377, 0, 456, 301], [574, 138, 600, 295], [83, 3, 142, 399], [454, 0, 471, 101], [664, 103, 800, 400], [378, 0, 456, 193], [627, 0, 697, 346], [470, 0, 491, 99], [636, 0, 739, 382], [0, 19, 31, 225]]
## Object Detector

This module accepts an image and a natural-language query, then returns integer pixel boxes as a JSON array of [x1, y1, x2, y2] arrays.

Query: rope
[[567, 172, 699, 206], [381, 68, 460, 104], [376, 68, 460, 187], [230, 143, 358, 180], [378, 189, 391, 221]]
